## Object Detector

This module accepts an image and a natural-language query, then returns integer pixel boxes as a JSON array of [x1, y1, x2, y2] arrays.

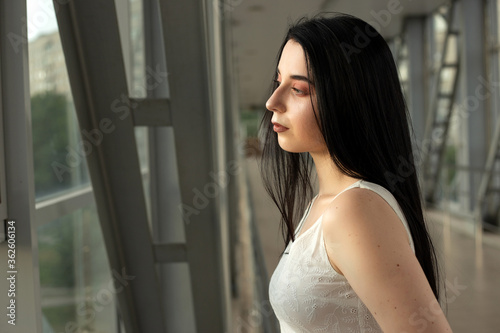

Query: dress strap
[[328, 179, 362, 203], [295, 180, 362, 238]]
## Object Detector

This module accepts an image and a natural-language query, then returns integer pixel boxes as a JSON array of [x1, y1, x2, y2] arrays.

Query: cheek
[[300, 111, 323, 141], [309, 122, 325, 145], [277, 118, 325, 153], [289, 112, 324, 152]]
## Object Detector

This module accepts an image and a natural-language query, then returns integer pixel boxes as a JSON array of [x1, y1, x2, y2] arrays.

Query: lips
[[272, 121, 289, 133]]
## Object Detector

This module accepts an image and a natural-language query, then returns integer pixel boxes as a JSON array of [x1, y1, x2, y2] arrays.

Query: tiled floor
[[426, 209, 500, 332], [245, 157, 500, 333]]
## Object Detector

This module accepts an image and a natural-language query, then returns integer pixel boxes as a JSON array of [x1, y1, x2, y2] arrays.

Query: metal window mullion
[[221, 2, 243, 301], [142, 0, 200, 331], [0, 0, 42, 332], [0, 21, 6, 237], [157, 0, 229, 331], [35, 186, 94, 226], [205, 0, 232, 328]]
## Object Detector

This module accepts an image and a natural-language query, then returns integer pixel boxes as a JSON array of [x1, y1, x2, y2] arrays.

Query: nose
[[265, 87, 285, 113]]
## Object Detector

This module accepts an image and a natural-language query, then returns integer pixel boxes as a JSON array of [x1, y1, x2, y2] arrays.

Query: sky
[[26, 0, 59, 41]]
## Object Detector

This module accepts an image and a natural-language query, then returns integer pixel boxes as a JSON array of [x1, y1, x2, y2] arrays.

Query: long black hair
[[259, 13, 441, 300]]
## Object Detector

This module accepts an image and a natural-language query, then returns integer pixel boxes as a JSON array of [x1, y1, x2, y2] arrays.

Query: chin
[[278, 137, 327, 154], [279, 147, 304, 153], [277, 140, 308, 153]]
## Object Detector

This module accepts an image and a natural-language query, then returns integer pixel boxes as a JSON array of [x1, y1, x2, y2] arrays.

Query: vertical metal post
[[205, 1, 232, 327], [0, 0, 42, 332], [157, 0, 231, 331], [143, 0, 197, 331], [406, 16, 427, 149], [220, 0, 242, 298], [461, 0, 488, 212]]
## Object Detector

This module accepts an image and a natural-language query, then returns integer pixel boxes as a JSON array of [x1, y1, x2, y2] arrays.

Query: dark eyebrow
[[290, 75, 314, 85], [277, 69, 314, 85]]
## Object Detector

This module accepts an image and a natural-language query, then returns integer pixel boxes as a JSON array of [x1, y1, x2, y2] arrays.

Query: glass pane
[[399, 59, 408, 82], [444, 35, 458, 64], [38, 205, 118, 333], [432, 12, 447, 67], [27, 0, 90, 200], [136, 126, 151, 224], [27, 2, 119, 331], [129, 0, 151, 224], [398, 56, 409, 100], [439, 67, 457, 95], [400, 42, 408, 58], [128, 0, 146, 98], [437, 98, 450, 121]]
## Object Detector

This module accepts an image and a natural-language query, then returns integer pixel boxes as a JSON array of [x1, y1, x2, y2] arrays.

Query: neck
[[310, 150, 360, 197]]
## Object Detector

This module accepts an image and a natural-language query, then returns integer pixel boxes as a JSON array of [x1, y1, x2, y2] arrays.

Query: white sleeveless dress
[[268, 179, 415, 332]]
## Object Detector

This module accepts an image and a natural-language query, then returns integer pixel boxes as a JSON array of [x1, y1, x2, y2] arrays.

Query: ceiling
[[230, 0, 449, 110]]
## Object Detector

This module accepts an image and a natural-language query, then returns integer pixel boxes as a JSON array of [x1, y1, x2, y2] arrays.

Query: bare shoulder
[[320, 187, 451, 331], [321, 187, 412, 272], [322, 186, 406, 236]]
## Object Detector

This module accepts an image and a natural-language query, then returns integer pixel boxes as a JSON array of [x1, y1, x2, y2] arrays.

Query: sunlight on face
[[265, 40, 326, 154]]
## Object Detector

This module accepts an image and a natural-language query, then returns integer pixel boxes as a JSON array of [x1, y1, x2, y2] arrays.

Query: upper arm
[[322, 188, 451, 332]]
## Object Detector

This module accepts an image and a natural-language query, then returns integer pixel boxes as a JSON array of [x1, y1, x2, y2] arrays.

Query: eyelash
[[274, 80, 305, 95]]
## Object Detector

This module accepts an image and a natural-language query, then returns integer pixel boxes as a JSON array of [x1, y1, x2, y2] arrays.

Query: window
[[27, 1, 119, 331], [427, 5, 463, 207], [38, 206, 118, 333]]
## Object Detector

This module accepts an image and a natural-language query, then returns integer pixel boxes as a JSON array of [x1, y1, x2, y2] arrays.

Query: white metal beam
[[131, 98, 171, 126], [157, 0, 231, 331], [35, 186, 93, 227], [0, 0, 42, 331], [54, 1, 166, 331]]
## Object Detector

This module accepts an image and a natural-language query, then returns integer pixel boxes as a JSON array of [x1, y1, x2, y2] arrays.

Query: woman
[[261, 13, 452, 332]]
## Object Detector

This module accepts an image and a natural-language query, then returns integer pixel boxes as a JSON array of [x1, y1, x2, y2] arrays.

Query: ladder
[[422, 1, 461, 204], [55, 0, 231, 332]]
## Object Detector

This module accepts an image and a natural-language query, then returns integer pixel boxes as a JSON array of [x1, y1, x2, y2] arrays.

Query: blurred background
[[0, 0, 499, 332]]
